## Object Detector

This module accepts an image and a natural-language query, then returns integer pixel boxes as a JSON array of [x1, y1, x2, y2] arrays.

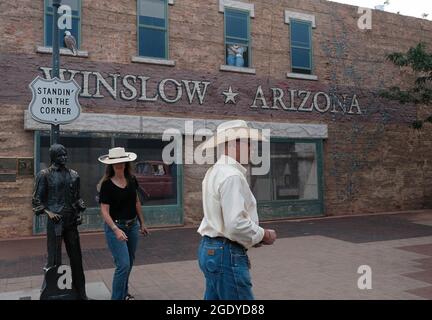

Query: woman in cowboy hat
[[97, 147, 149, 300]]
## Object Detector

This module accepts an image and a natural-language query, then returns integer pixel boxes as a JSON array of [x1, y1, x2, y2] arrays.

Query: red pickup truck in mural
[[135, 161, 174, 199]]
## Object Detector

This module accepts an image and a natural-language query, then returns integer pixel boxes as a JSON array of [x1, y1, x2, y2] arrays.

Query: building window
[[44, 0, 81, 48], [290, 19, 313, 75], [34, 132, 183, 234], [138, 0, 168, 59], [224, 8, 251, 68], [252, 141, 320, 201]]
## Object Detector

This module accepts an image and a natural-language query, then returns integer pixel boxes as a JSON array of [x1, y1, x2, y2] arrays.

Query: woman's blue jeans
[[104, 222, 139, 300], [198, 236, 254, 300]]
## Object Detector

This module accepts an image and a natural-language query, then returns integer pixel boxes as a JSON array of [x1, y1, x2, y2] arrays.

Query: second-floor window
[[138, 0, 168, 59], [44, 0, 81, 48], [224, 8, 251, 68], [290, 19, 313, 74]]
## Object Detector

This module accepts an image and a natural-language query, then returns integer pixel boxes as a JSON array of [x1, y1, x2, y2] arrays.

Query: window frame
[[289, 18, 313, 75], [43, 0, 82, 49], [223, 7, 252, 68], [137, 0, 169, 59], [33, 130, 184, 235], [255, 137, 324, 220]]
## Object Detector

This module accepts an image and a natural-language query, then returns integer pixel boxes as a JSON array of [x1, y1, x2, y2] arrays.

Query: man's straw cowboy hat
[[200, 119, 268, 150]]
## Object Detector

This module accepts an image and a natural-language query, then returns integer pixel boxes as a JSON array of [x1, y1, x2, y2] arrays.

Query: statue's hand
[[45, 210, 62, 223], [75, 214, 83, 226], [74, 199, 86, 212], [33, 205, 45, 216]]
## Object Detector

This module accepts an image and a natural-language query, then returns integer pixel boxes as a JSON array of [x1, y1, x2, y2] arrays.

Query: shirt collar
[[216, 154, 248, 177]]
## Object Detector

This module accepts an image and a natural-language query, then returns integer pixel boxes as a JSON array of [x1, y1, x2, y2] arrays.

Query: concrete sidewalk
[[1, 210, 432, 300]]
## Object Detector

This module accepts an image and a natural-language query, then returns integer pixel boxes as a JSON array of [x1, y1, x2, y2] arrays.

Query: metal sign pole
[[51, 0, 61, 145]]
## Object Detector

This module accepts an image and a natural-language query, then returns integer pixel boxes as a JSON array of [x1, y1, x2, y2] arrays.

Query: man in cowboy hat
[[197, 119, 277, 300]]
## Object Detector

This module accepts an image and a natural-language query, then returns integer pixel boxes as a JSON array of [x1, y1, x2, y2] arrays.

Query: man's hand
[[261, 229, 277, 245], [45, 210, 62, 223]]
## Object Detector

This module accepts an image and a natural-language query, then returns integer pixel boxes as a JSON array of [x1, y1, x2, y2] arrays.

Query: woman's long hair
[[97, 162, 135, 192]]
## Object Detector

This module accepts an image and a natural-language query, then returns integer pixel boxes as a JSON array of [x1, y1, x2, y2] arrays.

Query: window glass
[[292, 47, 311, 70], [39, 135, 111, 208], [138, 0, 167, 58], [39, 134, 179, 208], [290, 20, 312, 74], [291, 21, 310, 47], [225, 9, 250, 68], [251, 142, 318, 201], [139, 27, 166, 58], [114, 137, 177, 206], [226, 10, 248, 39], [139, 0, 166, 27]]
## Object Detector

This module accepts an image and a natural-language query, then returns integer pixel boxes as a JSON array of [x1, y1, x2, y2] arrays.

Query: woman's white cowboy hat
[[199, 119, 268, 150], [98, 147, 137, 165]]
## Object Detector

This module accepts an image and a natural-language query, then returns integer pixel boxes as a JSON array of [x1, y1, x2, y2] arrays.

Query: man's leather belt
[[204, 235, 247, 251]]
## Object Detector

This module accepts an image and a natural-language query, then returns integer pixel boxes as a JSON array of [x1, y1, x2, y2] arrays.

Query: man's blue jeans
[[104, 222, 139, 300], [198, 236, 254, 300]]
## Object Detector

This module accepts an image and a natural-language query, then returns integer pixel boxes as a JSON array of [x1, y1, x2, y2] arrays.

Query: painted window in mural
[[251, 142, 318, 201], [224, 8, 250, 68], [290, 19, 313, 74], [138, 0, 168, 59], [38, 134, 178, 208], [114, 137, 177, 205]]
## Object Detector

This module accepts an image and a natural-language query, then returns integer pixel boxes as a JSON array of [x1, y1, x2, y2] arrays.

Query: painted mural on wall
[[39, 66, 362, 116]]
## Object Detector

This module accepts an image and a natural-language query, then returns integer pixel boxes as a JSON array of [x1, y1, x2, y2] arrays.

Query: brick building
[[0, 0, 431, 239]]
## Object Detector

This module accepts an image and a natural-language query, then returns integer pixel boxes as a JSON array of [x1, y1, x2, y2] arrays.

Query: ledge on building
[[286, 72, 318, 81], [220, 65, 256, 75], [36, 46, 89, 58], [219, 0, 255, 18], [284, 10, 316, 28], [131, 56, 176, 67]]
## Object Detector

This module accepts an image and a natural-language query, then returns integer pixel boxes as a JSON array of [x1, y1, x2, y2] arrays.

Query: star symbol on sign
[[222, 86, 239, 104]]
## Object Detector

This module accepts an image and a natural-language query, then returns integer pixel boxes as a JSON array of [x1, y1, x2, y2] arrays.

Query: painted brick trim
[[284, 10, 316, 28]]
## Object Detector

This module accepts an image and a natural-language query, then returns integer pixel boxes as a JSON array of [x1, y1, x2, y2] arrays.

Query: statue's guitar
[[40, 215, 77, 300]]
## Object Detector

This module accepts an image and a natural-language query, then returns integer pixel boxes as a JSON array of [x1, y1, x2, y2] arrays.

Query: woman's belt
[[114, 217, 137, 227]]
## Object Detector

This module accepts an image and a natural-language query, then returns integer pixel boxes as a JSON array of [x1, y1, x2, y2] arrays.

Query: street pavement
[[0, 210, 432, 300]]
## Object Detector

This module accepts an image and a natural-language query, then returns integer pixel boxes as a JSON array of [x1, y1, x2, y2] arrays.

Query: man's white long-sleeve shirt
[[198, 155, 265, 249]]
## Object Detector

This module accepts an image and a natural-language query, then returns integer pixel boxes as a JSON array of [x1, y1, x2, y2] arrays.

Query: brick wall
[[0, 0, 431, 238]]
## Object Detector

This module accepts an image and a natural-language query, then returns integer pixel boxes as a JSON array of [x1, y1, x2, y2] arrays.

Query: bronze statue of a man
[[32, 144, 88, 300]]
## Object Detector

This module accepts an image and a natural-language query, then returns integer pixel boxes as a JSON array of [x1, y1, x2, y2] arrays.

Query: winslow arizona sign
[[39, 66, 362, 115], [29, 76, 82, 125]]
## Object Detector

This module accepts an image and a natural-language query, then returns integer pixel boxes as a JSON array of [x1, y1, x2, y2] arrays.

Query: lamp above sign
[[28, 76, 81, 125]]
